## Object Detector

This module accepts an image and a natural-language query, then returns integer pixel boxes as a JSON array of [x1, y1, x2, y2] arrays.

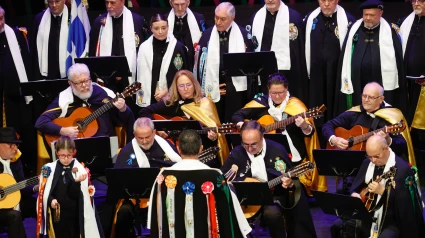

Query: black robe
[[350, 156, 425, 237], [334, 22, 406, 116], [305, 10, 356, 126], [168, 10, 207, 69], [0, 28, 36, 171], [322, 104, 408, 158], [221, 139, 316, 238], [250, 7, 309, 104], [196, 24, 254, 122]]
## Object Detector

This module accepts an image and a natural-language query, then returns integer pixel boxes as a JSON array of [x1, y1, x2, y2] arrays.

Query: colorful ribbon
[[217, 175, 234, 238], [156, 174, 165, 238], [183, 181, 195, 238], [193, 44, 200, 80], [165, 175, 177, 238], [36, 165, 51, 236], [405, 175, 418, 211], [202, 181, 218, 238]]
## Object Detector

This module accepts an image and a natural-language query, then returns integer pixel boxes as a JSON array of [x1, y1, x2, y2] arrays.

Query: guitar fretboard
[[2, 176, 39, 196], [352, 128, 386, 145], [79, 97, 120, 128], [264, 112, 307, 133]]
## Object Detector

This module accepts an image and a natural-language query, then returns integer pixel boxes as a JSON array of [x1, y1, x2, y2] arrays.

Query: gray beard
[[73, 84, 93, 100]]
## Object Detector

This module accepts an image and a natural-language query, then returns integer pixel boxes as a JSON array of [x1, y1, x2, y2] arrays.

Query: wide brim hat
[[0, 127, 22, 144]]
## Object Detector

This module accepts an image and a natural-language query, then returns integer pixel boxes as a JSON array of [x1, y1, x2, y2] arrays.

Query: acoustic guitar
[[359, 166, 397, 211], [257, 105, 326, 133], [239, 161, 315, 219], [326, 121, 405, 150], [0, 174, 39, 209], [44, 83, 141, 146]]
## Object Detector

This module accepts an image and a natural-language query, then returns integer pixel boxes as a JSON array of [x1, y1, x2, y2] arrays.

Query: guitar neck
[[264, 112, 306, 133], [4, 176, 39, 195], [80, 97, 120, 127], [267, 169, 311, 188], [352, 127, 385, 145]]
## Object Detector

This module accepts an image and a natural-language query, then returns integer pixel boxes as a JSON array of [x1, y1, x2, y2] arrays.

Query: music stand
[[223, 52, 278, 100], [311, 190, 372, 238], [313, 149, 366, 193], [225, 133, 291, 154], [20, 79, 69, 102], [232, 181, 274, 206], [153, 120, 203, 144], [105, 167, 160, 236]]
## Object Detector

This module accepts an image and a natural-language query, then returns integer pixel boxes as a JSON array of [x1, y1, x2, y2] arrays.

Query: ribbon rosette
[[182, 182, 196, 238], [41, 165, 51, 178], [202, 181, 218, 238], [165, 175, 177, 238], [88, 185, 96, 197], [217, 175, 234, 238]]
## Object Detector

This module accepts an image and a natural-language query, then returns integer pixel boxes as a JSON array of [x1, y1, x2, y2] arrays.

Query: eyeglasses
[[361, 94, 382, 101], [70, 79, 91, 87], [365, 147, 386, 160], [7, 143, 19, 148], [241, 142, 260, 149], [57, 154, 74, 159], [270, 91, 287, 96], [177, 83, 193, 89]]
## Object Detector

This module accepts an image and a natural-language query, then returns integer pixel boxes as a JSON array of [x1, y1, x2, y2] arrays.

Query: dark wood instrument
[[0, 174, 39, 209], [240, 162, 316, 218], [359, 166, 397, 211], [257, 105, 326, 133], [326, 121, 406, 150], [44, 83, 141, 146]]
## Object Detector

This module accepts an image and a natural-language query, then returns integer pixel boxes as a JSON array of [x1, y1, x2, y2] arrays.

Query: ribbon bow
[[217, 175, 235, 238]]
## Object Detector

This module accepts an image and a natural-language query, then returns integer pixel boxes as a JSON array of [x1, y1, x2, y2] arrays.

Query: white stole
[[399, 12, 416, 57], [364, 149, 396, 237], [305, 5, 349, 77], [4, 24, 32, 104], [204, 22, 247, 103], [167, 8, 202, 45], [252, 1, 290, 70], [36, 6, 69, 78], [98, 7, 137, 84], [0, 157, 13, 176], [136, 35, 177, 107], [340, 18, 399, 95], [37, 160, 100, 237], [131, 136, 182, 167], [247, 138, 268, 182]]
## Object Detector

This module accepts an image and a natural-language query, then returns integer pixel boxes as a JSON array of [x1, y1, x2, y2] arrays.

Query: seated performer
[[322, 82, 413, 164], [36, 136, 103, 237], [331, 135, 425, 238], [139, 70, 229, 165], [35, 63, 135, 144], [221, 121, 316, 238], [147, 129, 252, 237], [136, 13, 189, 107], [0, 127, 36, 238], [232, 73, 327, 195]]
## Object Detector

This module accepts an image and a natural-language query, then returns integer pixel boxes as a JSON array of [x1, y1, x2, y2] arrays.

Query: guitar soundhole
[[76, 120, 85, 131]]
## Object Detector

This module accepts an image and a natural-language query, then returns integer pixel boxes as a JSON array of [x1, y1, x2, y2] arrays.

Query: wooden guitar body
[[257, 115, 277, 134], [0, 174, 21, 209], [44, 107, 98, 146], [326, 125, 368, 150], [152, 114, 187, 121]]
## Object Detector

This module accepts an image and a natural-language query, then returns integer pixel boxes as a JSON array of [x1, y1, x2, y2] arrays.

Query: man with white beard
[[35, 63, 135, 142]]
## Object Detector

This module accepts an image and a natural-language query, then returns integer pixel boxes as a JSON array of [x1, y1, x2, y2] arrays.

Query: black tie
[[254, 149, 263, 158], [62, 166, 70, 184]]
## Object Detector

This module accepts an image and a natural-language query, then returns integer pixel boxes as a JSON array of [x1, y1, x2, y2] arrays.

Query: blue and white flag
[[66, 0, 91, 72]]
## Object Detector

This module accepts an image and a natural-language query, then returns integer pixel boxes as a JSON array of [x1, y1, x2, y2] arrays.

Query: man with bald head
[[331, 135, 424, 237]]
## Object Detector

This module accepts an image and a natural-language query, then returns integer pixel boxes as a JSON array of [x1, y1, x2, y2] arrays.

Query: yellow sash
[[412, 86, 425, 130]]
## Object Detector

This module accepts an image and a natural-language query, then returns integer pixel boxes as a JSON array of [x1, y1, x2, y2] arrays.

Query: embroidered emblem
[[254, 93, 264, 99], [135, 32, 140, 47], [136, 88, 144, 106], [343, 77, 350, 92], [289, 23, 298, 40], [207, 85, 213, 99], [200, 20, 206, 32], [246, 25, 252, 39], [274, 157, 286, 173], [312, 18, 318, 30], [252, 35, 259, 49], [126, 153, 136, 165], [173, 53, 183, 70], [353, 33, 358, 43], [102, 98, 110, 103], [335, 26, 339, 39], [164, 154, 170, 161]]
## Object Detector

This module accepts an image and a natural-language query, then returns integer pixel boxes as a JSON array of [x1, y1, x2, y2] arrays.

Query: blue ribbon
[[182, 181, 195, 194], [41, 165, 51, 178], [126, 153, 136, 165]]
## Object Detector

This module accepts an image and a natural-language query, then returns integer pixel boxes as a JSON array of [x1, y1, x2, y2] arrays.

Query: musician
[[195, 2, 254, 122], [322, 82, 415, 164], [334, 0, 407, 116], [35, 63, 135, 143], [0, 127, 33, 238], [331, 135, 425, 237], [147, 129, 252, 237], [167, 0, 207, 68], [221, 121, 316, 238], [37, 136, 103, 237], [139, 70, 230, 165]]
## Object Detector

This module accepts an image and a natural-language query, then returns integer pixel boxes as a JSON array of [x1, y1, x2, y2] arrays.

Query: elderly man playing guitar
[[35, 63, 136, 144]]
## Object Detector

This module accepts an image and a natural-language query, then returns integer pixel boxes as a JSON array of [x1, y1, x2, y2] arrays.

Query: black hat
[[359, 0, 384, 10], [0, 127, 22, 144]]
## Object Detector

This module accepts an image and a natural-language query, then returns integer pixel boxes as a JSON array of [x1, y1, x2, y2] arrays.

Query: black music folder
[[75, 56, 131, 78]]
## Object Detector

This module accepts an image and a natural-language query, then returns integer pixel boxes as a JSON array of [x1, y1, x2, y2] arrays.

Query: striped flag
[[66, 0, 91, 72]]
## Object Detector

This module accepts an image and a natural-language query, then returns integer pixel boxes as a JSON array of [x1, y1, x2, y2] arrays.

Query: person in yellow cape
[[139, 70, 230, 165], [231, 73, 327, 195]]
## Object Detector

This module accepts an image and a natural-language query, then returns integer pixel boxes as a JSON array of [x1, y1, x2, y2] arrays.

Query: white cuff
[[328, 135, 336, 146]]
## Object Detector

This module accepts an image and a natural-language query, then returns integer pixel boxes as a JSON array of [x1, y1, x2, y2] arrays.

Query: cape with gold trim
[[243, 97, 328, 195]]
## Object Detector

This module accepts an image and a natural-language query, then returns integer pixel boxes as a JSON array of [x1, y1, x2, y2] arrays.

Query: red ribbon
[[202, 181, 218, 238], [36, 177, 47, 236]]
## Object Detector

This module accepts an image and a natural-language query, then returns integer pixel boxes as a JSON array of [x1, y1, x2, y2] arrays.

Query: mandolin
[[0, 174, 39, 209], [44, 83, 141, 147], [236, 161, 316, 218], [327, 121, 405, 150], [360, 166, 397, 211], [257, 105, 326, 133]]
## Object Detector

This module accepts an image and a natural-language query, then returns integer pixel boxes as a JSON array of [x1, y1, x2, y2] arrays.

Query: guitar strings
[[1, 177, 39, 195]]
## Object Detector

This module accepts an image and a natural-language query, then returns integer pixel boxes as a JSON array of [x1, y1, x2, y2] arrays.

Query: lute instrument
[[0, 174, 39, 209]]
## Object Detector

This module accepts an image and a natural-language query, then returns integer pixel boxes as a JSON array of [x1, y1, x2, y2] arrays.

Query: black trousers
[[0, 209, 26, 238], [263, 204, 287, 238], [331, 218, 399, 238]]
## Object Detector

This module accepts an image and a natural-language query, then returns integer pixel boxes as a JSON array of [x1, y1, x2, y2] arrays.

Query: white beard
[[72, 83, 93, 100]]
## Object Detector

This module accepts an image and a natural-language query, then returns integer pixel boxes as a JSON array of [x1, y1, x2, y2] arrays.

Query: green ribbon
[[404, 175, 418, 212], [346, 34, 358, 110], [216, 175, 234, 238]]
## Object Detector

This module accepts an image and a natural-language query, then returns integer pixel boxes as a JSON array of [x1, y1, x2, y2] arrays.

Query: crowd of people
[[1, 0, 425, 237]]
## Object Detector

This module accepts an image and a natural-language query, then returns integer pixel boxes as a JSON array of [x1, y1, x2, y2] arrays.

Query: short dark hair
[[240, 120, 265, 137], [267, 73, 289, 89], [55, 136, 76, 152], [178, 129, 202, 156], [150, 13, 168, 26]]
